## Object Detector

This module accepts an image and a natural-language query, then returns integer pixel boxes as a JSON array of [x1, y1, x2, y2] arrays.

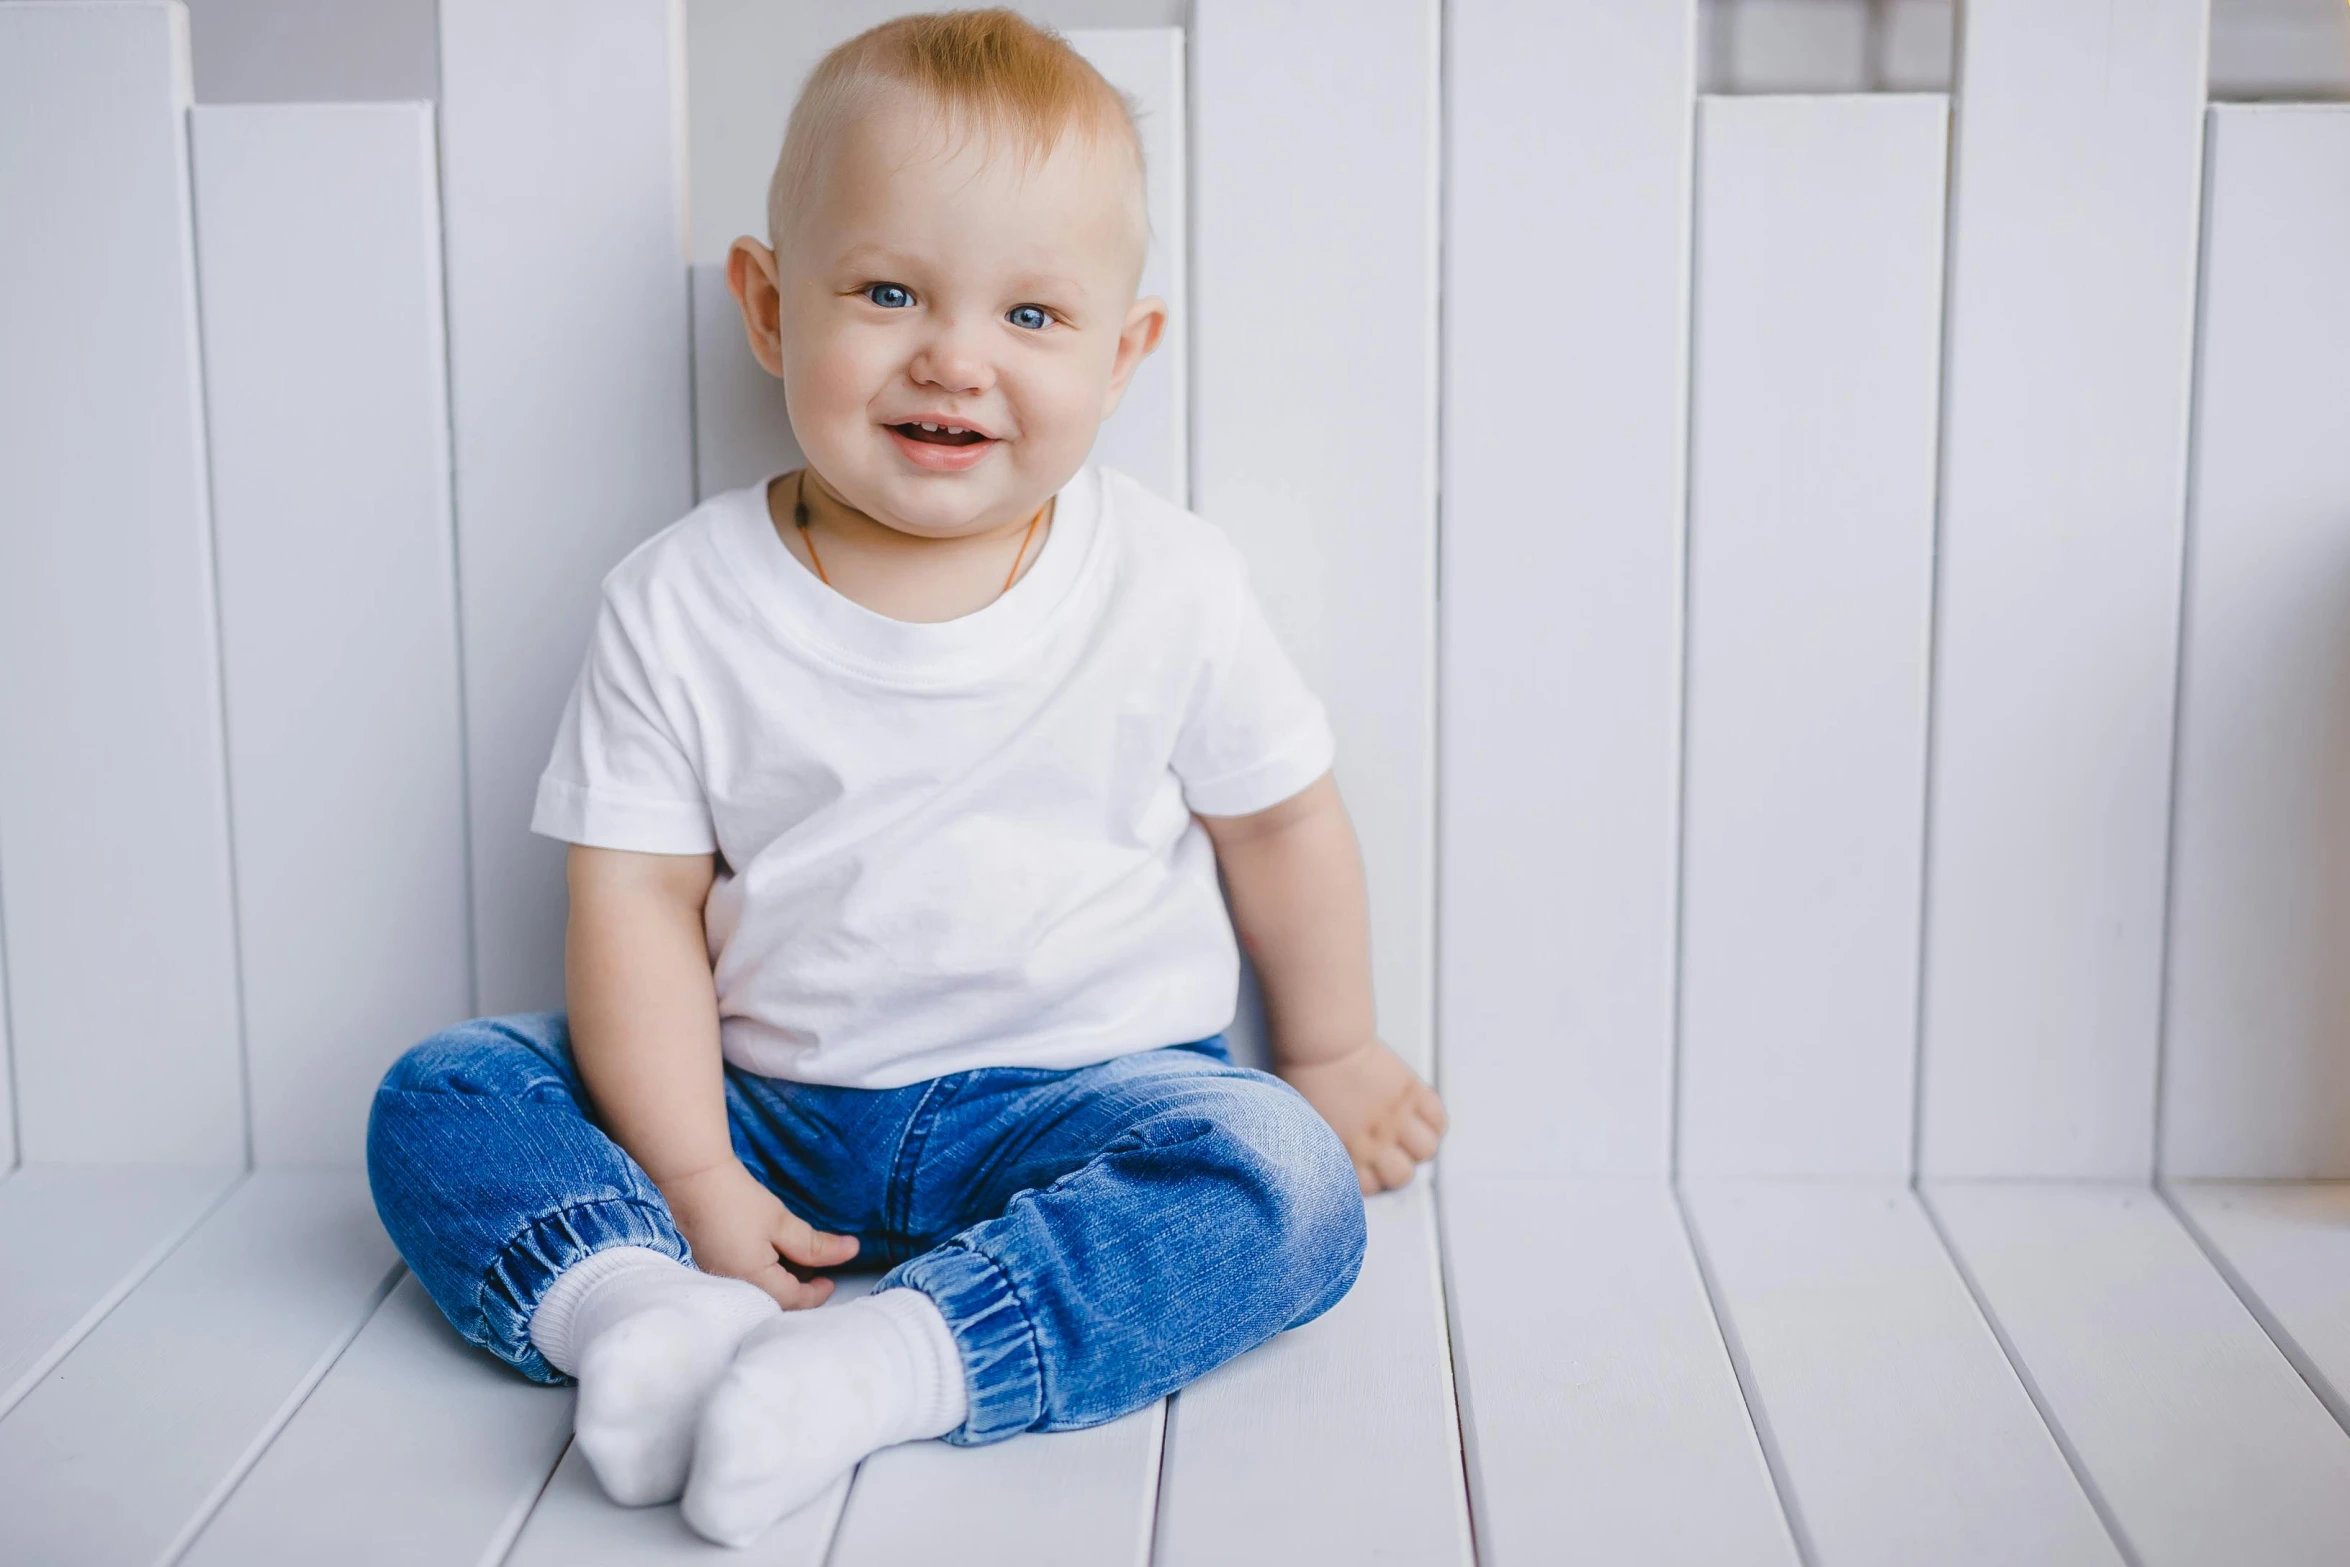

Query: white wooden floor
[[3, 1167, 2348, 1564]]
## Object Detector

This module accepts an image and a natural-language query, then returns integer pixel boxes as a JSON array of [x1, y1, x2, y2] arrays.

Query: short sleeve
[[1170, 546, 1337, 817], [529, 591, 718, 855]]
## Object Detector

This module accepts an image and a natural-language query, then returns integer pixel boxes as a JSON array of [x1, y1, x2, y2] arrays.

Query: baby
[[368, 9, 1444, 1548]]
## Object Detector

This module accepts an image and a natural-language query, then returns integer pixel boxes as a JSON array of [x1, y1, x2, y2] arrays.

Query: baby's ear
[[1101, 294, 1169, 419], [726, 238, 787, 379]]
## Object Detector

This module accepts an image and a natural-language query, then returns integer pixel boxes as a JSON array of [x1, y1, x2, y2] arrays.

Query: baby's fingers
[[1369, 1144, 1417, 1192], [772, 1210, 859, 1270], [1398, 1112, 1442, 1162], [749, 1259, 833, 1311]]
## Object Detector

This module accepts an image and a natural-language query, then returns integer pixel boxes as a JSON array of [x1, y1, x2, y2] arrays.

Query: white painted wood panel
[[1193, 0, 1437, 1080], [1441, 0, 1694, 1174], [2160, 107, 2350, 1179], [189, 104, 475, 1167], [179, 1273, 572, 1567], [1928, 1181, 2350, 1566], [1678, 95, 1947, 1178], [689, 29, 1187, 510], [0, 920, 13, 1173], [692, 262, 803, 500], [0, 0, 247, 1164], [0, 1163, 238, 1418], [1683, 1181, 2118, 1565], [829, 1404, 1161, 1567], [1916, 0, 2211, 1178], [511, 1445, 845, 1566], [1442, 1177, 1793, 1565], [2170, 1181, 2350, 1433], [1153, 1180, 1471, 1566], [1066, 28, 1185, 509], [0, 1170, 400, 1564], [438, 0, 696, 1014]]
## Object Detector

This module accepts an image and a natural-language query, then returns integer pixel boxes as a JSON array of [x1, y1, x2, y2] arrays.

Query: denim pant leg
[[366, 1010, 690, 1384], [874, 1044, 1369, 1444]]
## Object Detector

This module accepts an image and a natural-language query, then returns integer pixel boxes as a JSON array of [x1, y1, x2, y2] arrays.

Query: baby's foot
[[528, 1247, 780, 1506], [682, 1288, 967, 1546]]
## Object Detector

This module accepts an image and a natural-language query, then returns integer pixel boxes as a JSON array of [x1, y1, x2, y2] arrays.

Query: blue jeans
[[366, 1012, 1366, 1444]]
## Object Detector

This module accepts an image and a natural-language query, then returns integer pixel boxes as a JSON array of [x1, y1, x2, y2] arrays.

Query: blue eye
[[1007, 304, 1050, 331], [864, 282, 913, 309]]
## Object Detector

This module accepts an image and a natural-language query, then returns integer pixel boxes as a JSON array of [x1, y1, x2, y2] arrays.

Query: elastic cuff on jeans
[[480, 1198, 688, 1384], [879, 1244, 1039, 1445]]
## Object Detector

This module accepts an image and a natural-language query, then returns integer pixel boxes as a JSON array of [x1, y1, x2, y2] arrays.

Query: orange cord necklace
[[793, 469, 1047, 599]]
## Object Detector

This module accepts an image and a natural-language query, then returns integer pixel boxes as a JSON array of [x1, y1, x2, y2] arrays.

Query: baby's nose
[[908, 325, 995, 394]]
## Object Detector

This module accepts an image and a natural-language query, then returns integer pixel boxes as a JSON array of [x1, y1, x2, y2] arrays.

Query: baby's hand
[[659, 1160, 859, 1309], [1278, 1039, 1446, 1195]]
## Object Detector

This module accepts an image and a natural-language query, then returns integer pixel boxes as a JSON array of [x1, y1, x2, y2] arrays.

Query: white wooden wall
[[8, 0, 2350, 1561]]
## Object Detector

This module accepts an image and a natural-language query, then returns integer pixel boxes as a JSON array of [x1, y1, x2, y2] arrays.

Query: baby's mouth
[[889, 421, 991, 447]]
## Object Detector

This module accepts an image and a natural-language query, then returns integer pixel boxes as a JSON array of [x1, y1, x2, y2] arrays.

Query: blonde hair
[[766, 9, 1145, 259]]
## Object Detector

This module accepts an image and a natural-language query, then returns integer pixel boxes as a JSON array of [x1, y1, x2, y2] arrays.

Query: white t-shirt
[[530, 465, 1336, 1088]]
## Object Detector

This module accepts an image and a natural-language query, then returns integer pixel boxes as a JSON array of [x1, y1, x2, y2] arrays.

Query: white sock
[[529, 1246, 780, 1507], [682, 1287, 968, 1547]]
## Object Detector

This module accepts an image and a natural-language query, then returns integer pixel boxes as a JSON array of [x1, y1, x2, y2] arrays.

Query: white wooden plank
[[0, 1163, 239, 1418], [829, 1404, 1162, 1567], [189, 103, 474, 1167], [1065, 27, 1185, 509], [1441, 0, 1694, 1174], [2160, 107, 2350, 1179], [1193, 0, 1437, 1080], [0, 0, 247, 1164], [691, 261, 802, 500], [1716, 0, 1872, 92], [438, 0, 696, 1014], [1928, 1180, 2350, 1566], [0, 907, 14, 1173], [179, 1273, 572, 1567], [1153, 1179, 1471, 1566], [1678, 95, 1947, 1178], [690, 28, 1188, 510], [511, 1444, 845, 1567], [1916, 0, 2211, 1178], [1684, 1181, 2119, 1565], [0, 1169, 401, 1564], [2208, 0, 2350, 100], [2170, 1181, 2350, 1432], [1442, 1177, 1793, 1565]]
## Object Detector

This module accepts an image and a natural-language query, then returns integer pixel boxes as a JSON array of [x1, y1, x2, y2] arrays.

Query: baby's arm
[[565, 844, 859, 1305], [1199, 774, 1446, 1193]]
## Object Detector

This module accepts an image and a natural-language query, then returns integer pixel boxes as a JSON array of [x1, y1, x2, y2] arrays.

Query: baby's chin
[[846, 451, 1056, 539]]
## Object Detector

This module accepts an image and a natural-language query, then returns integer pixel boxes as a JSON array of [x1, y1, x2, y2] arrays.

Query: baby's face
[[734, 97, 1163, 540]]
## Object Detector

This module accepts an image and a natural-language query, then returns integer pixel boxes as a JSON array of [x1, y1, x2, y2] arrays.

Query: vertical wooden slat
[[1065, 28, 1187, 509], [0, 0, 246, 1164], [1677, 95, 1947, 1178], [1165, 11, 1460, 1554], [1193, 0, 1438, 1085], [1916, 0, 2210, 1178], [2159, 106, 2350, 1180], [1, 900, 15, 1173], [689, 261, 801, 500], [1441, 0, 1695, 1177], [190, 103, 473, 1166], [438, 0, 696, 1014]]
